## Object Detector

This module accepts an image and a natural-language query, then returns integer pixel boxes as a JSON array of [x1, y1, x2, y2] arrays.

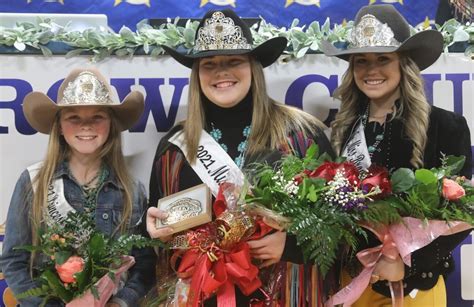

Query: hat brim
[[23, 91, 144, 134], [162, 36, 288, 68], [320, 30, 443, 71]]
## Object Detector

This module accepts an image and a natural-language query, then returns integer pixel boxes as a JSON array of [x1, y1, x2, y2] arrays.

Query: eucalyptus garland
[[0, 16, 472, 62]]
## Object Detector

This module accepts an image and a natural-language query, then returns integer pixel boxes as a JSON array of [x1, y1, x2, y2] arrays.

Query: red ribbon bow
[[172, 184, 274, 307]]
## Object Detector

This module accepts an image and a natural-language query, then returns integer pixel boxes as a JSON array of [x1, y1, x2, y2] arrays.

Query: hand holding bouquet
[[15, 211, 158, 306]]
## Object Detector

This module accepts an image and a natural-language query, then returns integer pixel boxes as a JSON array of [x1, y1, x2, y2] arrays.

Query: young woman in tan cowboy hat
[[0, 68, 156, 307], [145, 9, 335, 306], [321, 4, 472, 306]]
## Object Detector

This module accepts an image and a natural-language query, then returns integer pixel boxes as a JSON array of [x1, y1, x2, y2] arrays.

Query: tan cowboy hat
[[162, 9, 288, 68], [23, 67, 144, 134], [320, 4, 443, 71]]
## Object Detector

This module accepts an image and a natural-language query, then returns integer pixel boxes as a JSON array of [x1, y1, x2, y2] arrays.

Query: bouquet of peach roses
[[15, 211, 157, 306]]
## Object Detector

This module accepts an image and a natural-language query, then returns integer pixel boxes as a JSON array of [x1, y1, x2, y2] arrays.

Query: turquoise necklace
[[210, 123, 251, 168]]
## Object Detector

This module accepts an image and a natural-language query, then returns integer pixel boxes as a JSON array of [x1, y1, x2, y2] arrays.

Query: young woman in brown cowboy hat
[[145, 9, 335, 306], [0, 68, 156, 307], [321, 4, 472, 306]]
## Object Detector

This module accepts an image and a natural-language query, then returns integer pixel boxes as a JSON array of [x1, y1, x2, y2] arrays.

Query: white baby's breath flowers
[[272, 170, 299, 195]]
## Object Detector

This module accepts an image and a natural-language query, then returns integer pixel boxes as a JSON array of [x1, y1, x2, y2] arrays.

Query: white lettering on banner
[[0, 54, 473, 224], [1, 52, 473, 307]]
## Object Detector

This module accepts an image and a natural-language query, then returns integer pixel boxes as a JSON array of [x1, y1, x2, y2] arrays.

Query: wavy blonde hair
[[331, 53, 430, 168], [30, 109, 133, 270], [183, 56, 326, 163]]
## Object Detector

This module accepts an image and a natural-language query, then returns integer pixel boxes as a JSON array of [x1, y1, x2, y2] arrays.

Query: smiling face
[[60, 106, 111, 160], [198, 55, 252, 108], [352, 52, 401, 105]]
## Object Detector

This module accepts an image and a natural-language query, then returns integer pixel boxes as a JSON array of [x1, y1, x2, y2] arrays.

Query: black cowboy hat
[[320, 4, 443, 71], [161, 9, 288, 68]]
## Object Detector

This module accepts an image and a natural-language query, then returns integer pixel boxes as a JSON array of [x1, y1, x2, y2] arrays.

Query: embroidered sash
[[27, 162, 75, 226], [168, 130, 244, 196], [341, 119, 371, 172]]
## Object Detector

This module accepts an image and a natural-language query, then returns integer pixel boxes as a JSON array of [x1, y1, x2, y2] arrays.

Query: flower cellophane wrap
[[326, 219, 473, 307], [167, 177, 275, 307], [326, 156, 474, 307], [66, 255, 135, 307]]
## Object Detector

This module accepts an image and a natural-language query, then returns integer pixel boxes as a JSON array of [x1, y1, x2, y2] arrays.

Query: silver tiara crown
[[194, 11, 252, 52], [61, 71, 114, 105], [348, 14, 401, 48]]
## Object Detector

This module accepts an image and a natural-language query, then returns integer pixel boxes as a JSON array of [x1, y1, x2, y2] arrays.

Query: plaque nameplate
[[156, 184, 212, 234]]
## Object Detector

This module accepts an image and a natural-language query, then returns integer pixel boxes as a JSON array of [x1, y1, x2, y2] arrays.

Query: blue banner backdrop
[[0, 0, 439, 31]]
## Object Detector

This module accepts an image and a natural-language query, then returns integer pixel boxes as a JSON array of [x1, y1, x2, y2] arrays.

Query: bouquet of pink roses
[[15, 211, 158, 306]]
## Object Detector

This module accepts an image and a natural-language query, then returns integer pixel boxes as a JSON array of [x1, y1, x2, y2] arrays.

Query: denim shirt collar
[[53, 161, 123, 190]]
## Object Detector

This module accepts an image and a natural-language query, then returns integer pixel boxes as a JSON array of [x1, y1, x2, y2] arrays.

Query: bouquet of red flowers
[[246, 145, 474, 305], [246, 145, 394, 275], [15, 211, 157, 306]]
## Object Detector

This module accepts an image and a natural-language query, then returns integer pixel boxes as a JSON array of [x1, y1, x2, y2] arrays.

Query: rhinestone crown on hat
[[61, 71, 114, 105], [194, 11, 252, 52], [348, 14, 401, 48]]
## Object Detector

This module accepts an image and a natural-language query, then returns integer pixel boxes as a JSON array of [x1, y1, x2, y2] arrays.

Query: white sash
[[168, 130, 244, 196], [27, 162, 75, 226], [341, 120, 371, 172]]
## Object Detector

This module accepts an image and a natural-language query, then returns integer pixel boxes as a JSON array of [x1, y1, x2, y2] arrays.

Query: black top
[[149, 95, 335, 306], [203, 92, 253, 161], [361, 105, 472, 177], [343, 101, 473, 297]]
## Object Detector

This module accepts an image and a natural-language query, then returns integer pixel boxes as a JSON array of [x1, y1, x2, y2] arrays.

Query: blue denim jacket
[[0, 162, 156, 306]]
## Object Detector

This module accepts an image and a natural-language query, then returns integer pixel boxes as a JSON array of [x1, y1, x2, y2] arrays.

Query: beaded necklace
[[69, 164, 109, 218], [362, 104, 386, 159], [210, 122, 251, 168]]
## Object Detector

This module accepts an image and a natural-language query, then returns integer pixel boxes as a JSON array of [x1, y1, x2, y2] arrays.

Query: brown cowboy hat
[[320, 4, 443, 71], [161, 9, 288, 68], [23, 67, 144, 134]]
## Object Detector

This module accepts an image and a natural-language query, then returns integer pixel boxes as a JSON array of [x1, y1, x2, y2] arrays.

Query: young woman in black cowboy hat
[[321, 4, 472, 306], [146, 9, 334, 306]]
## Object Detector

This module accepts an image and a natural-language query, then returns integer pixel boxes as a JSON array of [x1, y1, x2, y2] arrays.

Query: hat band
[[349, 14, 401, 49], [194, 11, 252, 52]]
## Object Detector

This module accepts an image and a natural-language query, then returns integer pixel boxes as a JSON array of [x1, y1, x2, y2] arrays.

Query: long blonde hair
[[331, 53, 430, 168], [30, 109, 134, 268], [183, 56, 325, 163]]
